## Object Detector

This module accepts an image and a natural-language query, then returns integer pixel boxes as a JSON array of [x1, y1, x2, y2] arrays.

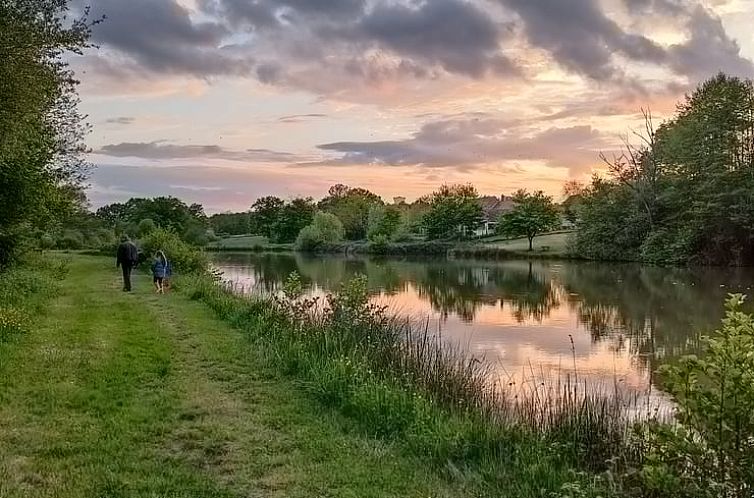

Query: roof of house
[[479, 195, 516, 220]]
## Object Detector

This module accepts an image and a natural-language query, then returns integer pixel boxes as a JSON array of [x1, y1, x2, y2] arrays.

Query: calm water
[[211, 252, 754, 403]]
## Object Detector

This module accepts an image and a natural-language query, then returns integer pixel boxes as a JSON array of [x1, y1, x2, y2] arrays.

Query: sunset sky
[[74, 0, 754, 212]]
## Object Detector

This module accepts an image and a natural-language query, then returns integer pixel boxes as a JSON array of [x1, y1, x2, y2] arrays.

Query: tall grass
[[0, 253, 67, 342]]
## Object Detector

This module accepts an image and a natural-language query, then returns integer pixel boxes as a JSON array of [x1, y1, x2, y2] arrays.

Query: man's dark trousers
[[121, 263, 133, 291]]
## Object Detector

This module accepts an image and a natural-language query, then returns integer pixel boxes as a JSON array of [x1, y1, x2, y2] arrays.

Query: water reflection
[[213, 252, 754, 400]]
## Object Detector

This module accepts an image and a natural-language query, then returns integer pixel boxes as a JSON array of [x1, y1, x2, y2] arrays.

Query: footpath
[[0, 255, 467, 498]]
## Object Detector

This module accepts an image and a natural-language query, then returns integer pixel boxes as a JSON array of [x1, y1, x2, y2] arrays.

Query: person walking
[[116, 235, 139, 292], [151, 250, 169, 294]]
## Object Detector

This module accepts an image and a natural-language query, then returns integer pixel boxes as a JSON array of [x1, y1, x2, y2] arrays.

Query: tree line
[[208, 183, 563, 250], [0, 0, 97, 265], [573, 73, 754, 265]]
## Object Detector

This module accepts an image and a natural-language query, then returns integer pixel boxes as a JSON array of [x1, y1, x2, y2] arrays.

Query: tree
[[137, 218, 157, 237], [422, 184, 482, 240], [561, 181, 586, 225], [574, 73, 754, 264], [96, 203, 129, 227], [0, 0, 96, 264], [295, 212, 345, 251], [249, 196, 284, 238], [188, 203, 207, 223], [273, 197, 315, 243], [367, 205, 403, 242], [209, 212, 250, 236], [498, 190, 559, 251], [318, 184, 383, 240]]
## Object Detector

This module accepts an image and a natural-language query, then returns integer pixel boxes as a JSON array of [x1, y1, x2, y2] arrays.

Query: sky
[[73, 0, 754, 213]]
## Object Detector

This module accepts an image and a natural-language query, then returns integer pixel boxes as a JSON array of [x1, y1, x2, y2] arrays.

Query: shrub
[[367, 234, 390, 254], [137, 218, 157, 237], [295, 212, 344, 251], [182, 223, 210, 246], [57, 230, 84, 249], [652, 294, 754, 497], [367, 205, 403, 242], [39, 233, 56, 250], [140, 228, 208, 274]]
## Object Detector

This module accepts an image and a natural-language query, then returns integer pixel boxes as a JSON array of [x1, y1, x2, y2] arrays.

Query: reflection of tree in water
[[559, 263, 754, 373], [489, 262, 560, 323], [214, 252, 301, 293], [404, 260, 560, 323], [414, 264, 496, 321]]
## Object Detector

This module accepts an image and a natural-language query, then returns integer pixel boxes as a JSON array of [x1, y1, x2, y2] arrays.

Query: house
[[474, 195, 516, 237]]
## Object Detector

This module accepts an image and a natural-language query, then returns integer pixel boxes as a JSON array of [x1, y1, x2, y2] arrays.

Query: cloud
[[79, 0, 752, 99], [105, 116, 135, 125], [344, 0, 518, 78], [277, 113, 328, 123], [500, 0, 667, 81], [501, 0, 752, 83], [622, 0, 687, 15], [96, 141, 300, 162], [86, 0, 253, 77], [88, 164, 288, 210], [667, 5, 754, 80], [312, 118, 610, 173]]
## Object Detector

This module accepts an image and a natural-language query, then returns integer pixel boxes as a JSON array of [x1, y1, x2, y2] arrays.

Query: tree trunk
[[528, 235, 534, 251]]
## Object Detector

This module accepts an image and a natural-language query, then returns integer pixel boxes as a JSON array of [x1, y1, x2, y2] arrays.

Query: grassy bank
[[205, 233, 575, 260], [452, 232, 574, 260], [205, 234, 293, 252], [0, 255, 474, 497]]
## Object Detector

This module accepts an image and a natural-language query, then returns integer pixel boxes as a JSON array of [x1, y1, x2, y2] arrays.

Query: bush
[[137, 218, 157, 237], [651, 294, 754, 496], [182, 223, 210, 246], [295, 212, 345, 251], [57, 230, 84, 250], [140, 228, 208, 274], [367, 205, 403, 242], [39, 233, 56, 250], [367, 234, 390, 254]]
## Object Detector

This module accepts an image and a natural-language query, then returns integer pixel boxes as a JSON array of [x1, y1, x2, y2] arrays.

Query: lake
[[211, 251, 754, 404]]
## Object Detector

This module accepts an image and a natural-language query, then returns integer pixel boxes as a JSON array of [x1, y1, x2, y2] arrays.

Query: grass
[[453, 232, 574, 260], [0, 255, 473, 497], [477, 232, 571, 252]]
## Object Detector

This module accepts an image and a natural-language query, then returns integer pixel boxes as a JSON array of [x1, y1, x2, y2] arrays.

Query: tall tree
[[250, 196, 284, 238], [209, 212, 251, 236], [273, 197, 315, 243], [318, 184, 383, 240], [575, 74, 754, 265], [0, 0, 96, 264], [422, 184, 482, 240], [498, 190, 559, 251]]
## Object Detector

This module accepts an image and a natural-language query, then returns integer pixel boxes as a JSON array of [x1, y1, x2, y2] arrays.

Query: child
[[163, 256, 173, 293], [151, 250, 169, 294]]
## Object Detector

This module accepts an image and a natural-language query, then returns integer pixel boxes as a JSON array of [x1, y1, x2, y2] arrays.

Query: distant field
[[478, 231, 572, 253], [206, 234, 268, 249]]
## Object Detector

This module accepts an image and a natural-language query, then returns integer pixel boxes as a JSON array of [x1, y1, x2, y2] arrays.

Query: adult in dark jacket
[[116, 235, 139, 291]]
